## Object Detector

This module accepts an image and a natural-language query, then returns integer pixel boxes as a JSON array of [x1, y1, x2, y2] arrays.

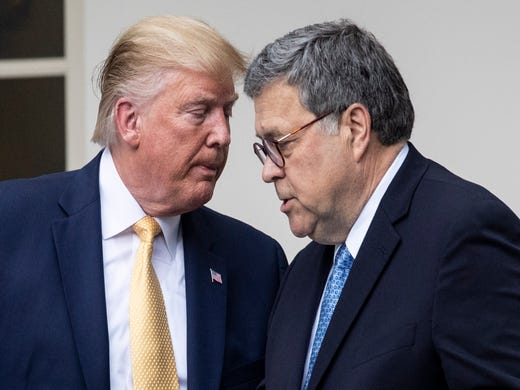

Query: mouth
[[194, 162, 222, 178], [202, 163, 220, 171], [279, 197, 292, 213]]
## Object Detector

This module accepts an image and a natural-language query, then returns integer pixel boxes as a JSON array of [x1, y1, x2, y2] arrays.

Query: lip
[[194, 163, 220, 178], [280, 198, 292, 213]]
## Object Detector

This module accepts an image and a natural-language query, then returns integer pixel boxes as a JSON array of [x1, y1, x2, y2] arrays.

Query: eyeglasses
[[253, 112, 332, 168]]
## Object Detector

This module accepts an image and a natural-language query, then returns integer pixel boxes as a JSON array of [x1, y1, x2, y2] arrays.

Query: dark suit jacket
[[0, 152, 287, 390], [264, 143, 520, 389]]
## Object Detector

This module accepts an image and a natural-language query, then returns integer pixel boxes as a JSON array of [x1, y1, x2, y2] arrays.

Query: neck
[[343, 140, 406, 239], [363, 141, 406, 200]]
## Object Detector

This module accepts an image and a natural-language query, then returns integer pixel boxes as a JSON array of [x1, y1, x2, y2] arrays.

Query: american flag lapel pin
[[210, 268, 223, 284]]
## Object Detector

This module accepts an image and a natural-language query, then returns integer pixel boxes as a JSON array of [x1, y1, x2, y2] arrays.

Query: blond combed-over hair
[[92, 15, 246, 146]]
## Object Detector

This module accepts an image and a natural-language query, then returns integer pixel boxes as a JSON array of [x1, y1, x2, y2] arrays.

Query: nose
[[207, 112, 231, 147], [262, 155, 285, 183]]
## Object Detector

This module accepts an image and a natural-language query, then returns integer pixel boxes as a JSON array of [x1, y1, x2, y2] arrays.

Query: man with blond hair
[[0, 16, 286, 389]]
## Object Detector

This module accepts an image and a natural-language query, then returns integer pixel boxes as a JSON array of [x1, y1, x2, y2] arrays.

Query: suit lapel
[[308, 218, 400, 389], [52, 153, 110, 390], [182, 209, 227, 390], [290, 244, 333, 389], [308, 143, 429, 389], [265, 242, 333, 389]]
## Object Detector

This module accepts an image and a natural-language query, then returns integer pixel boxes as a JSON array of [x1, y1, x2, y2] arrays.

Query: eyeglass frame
[[253, 111, 332, 168]]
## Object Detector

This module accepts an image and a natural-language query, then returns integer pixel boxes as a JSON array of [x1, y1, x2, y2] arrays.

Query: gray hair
[[92, 15, 246, 146], [244, 19, 414, 145]]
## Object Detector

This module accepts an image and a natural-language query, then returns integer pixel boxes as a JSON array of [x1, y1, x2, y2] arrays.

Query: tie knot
[[335, 243, 353, 269], [133, 216, 162, 243]]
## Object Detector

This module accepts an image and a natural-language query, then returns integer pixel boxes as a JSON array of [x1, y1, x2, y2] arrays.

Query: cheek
[[298, 187, 325, 215], [292, 168, 338, 215], [288, 155, 324, 190], [159, 132, 205, 162]]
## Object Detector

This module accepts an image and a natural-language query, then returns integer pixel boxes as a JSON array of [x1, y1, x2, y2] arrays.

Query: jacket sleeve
[[433, 196, 520, 387]]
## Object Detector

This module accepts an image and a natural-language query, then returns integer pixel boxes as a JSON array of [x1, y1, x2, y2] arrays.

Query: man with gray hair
[[0, 15, 286, 389], [244, 19, 519, 389]]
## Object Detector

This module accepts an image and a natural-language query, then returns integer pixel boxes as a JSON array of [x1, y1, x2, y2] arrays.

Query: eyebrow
[[256, 128, 284, 141], [182, 93, 239, 110]]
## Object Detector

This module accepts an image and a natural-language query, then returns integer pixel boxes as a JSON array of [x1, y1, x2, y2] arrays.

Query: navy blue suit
[[264, 143, 520, 389], [0, 152, 287, 389]]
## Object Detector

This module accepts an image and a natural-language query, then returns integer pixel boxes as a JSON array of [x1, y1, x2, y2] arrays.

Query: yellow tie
[[129, 216, 180, 390]]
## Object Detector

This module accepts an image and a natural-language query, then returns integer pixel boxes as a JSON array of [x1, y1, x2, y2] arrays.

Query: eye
[[191, 110, 206, 118], [277, 141, 290, 152], [188, 109, 208, 123]]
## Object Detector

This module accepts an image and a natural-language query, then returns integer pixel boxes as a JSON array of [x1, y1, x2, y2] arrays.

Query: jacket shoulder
[[0, 171, 75, 214]]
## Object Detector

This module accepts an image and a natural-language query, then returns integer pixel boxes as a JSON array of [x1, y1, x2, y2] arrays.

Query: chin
[[288, 222, 311, 239], [194, 186, 215, 207]]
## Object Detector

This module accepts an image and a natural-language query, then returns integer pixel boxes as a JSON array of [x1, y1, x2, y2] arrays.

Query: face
[[254, 81, 360, 244], [124, 69, 237, 216]]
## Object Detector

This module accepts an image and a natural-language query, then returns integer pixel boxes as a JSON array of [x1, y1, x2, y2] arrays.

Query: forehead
[[253, 81, 310, 138], [161, 69, 237, 105], [254, 81, 302, 115]]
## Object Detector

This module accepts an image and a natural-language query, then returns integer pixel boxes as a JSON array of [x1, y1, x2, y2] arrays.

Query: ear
[[114, 97, 141, 148], [339, 103, 371, 162]]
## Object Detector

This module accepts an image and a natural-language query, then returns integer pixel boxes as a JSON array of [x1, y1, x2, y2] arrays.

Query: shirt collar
[[339, 143, 409, 259], [99, 148, 180, 254]]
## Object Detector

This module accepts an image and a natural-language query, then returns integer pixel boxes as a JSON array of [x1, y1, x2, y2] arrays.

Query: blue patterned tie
[[303, 243, 354, 390]]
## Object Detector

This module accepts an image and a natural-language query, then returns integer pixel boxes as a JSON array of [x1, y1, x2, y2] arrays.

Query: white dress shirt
[[301, 144, 409, 386], [99, 148, 187, 390]]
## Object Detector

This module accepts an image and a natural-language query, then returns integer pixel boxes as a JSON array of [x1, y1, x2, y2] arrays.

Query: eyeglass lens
[[253, 142, 284, 167], [263, 140, 284, 167]]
